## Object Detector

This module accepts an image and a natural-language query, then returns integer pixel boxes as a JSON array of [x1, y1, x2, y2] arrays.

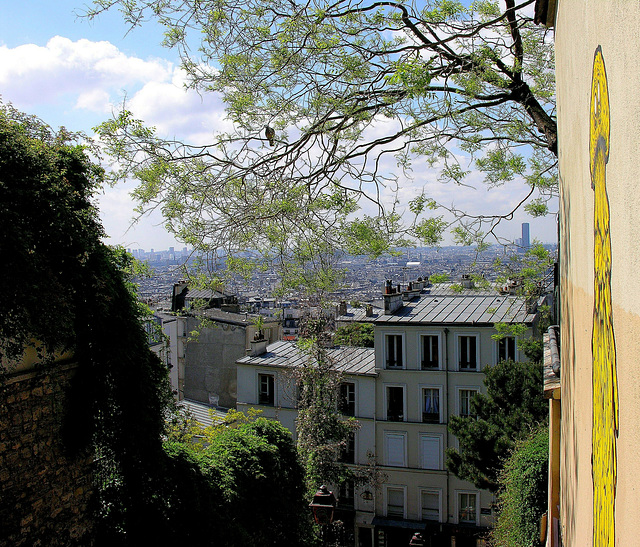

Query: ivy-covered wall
[[0, 362, 94, 547]]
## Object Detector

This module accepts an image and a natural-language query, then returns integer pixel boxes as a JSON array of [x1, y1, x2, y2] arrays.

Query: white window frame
[[339, 380, 357, 416], [384, 485, 407, 519], [419, 384, 443, 424], [384, 332, 406, 369], [419, 488, 442, 522], [384, 384, 406, 422], [257, 372, 276, 406], [457, 387, 480, 417], [455, 332, 480, 371], [419, 332, 442, 369], [384, 431, 407, 467], [419, 433, 443, 470], [495, 335, 518, 363], [456, 491, 479, 525]]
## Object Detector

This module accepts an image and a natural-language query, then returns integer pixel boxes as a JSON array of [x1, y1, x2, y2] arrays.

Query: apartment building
[[237, 280, 545, 547]]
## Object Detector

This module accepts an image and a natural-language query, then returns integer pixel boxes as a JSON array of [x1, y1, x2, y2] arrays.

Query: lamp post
[[309, 485, 337, 546]]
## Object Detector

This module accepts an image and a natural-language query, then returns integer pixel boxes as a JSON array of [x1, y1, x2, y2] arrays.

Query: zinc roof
[[374, 292, 540, 325], [237, 340, 376, 376]]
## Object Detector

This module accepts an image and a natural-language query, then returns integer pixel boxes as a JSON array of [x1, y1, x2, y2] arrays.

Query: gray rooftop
[[336, 283, 541, 325], [237, 340, 376, 376], [374, 292, 540, 325]]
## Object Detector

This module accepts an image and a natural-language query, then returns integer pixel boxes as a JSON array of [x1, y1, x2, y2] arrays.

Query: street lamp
[[309, 485, 337, 525]]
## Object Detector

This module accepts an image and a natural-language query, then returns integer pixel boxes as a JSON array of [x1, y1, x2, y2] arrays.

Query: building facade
[[237, 281, 545, 546]]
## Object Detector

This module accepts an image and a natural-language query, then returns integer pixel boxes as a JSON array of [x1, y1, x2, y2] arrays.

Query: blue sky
[[0, 1, 558, 251]]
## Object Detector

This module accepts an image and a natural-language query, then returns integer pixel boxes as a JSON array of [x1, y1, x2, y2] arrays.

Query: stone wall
[[0, 362, 94, 546]]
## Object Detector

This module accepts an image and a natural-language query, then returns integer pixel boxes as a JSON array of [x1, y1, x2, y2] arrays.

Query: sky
[[0, 1, 558, 251]]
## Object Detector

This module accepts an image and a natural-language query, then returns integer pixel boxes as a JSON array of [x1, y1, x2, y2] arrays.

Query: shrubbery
[[491, 425, 549, 547]]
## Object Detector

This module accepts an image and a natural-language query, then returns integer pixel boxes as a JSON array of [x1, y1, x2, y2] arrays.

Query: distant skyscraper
[[522, 223, 530, 250]]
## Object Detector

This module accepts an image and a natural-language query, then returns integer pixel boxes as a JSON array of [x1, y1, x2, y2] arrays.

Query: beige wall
[[555, 2, 640, 544]]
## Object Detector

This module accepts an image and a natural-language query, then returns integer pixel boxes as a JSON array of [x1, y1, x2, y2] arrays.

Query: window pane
[[422, 335, 439, 368], [387, 488, 404, 517], [339, 382, 356, 416], [387, 386, 404, 421], [421, 436, 440, 470], [459, 336, 477, 369], [258, 374, 274, 405], [421, 491, 439, 521], [386, 335, 403, 368], [386, 434, 405, 467], [423, 388, 440, 422], [459, 493, 477, 524]]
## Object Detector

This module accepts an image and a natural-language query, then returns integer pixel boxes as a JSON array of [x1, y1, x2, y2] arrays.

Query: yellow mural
[[590, 45, 618, 547]]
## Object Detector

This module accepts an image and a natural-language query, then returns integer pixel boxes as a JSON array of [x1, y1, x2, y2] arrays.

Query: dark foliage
[[491, 425, 549, 547], [0, 102, 173, 542], [334, 323, 375, 348], [447, 360, 547, 491]]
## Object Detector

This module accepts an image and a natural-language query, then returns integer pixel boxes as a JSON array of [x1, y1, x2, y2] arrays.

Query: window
[[386, 487, 405, 518], [459, 389, 479, 417], [422, 387, 441, 423], [458, 335, 478, 370], [421, 490, 441, 521], [385, 334, 404, 369], [258, 373, 275, 405], [386, 386, 405, 422], [458, 492, 478, 524], [420, 435, 442, 470], [339, 382, 356, 416], [339, 431, 356, 464], [339, 480, 355, 508], [421, 335, 439, 369], [384, 432, 407, 467], [498, 336, 516, 362]]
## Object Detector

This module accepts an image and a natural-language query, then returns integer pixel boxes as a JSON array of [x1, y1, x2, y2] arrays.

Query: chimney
[[247, 338, 269, 356], [461, 274, 474, 289], [338, 301, 347, 316], [365, 304, 374, 317]]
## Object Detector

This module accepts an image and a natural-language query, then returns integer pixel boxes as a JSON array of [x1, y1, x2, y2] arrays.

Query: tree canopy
[[90, 0, 556, 287], [446, 358, 547, 491]]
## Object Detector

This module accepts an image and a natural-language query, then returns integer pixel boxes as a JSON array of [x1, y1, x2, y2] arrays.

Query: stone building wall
[[0, 362, 94, 547]]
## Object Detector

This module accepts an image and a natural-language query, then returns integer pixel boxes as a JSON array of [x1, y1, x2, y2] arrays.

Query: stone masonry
[[0, 362, 94, 546]]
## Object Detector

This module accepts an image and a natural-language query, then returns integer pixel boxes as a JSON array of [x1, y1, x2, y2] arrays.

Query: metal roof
[[237, 340, 376, 376], [374, 292, 540, 325]]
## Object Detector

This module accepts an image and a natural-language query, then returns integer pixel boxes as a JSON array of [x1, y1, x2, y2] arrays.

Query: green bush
[[491, 425, 549, 547]]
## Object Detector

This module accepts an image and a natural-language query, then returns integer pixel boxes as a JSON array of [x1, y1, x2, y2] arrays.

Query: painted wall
[[555, 2, 640, 544]]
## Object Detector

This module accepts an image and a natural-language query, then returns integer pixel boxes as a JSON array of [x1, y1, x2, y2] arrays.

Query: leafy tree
[[111, 414, 314, 547], [89, 0, 557, 284], [296, 315, 362, 490], [491, 425, 549, 547], [0, 101, 174, 543], [334, 322, 375, 347], [446, 359, 547, 491]]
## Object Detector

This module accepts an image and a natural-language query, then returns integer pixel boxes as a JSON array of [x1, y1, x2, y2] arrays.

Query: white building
[[236, 280, 547, 546]]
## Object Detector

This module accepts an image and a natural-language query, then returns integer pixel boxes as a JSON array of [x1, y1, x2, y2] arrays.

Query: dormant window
[[498, 336, 517, 362], [258, 373, 275, 406], [339, 382, 356, 416], [458, 335, 478, 370], [422, 387, 441, 423], [459, 389, 479, 417], [458, 492, 478, 524], [421, 335, 439, 369], [385, 334, 404, 369], [386, 386, 405, 422], [386, 487, 405, 518], [421, 490, 441, 521]]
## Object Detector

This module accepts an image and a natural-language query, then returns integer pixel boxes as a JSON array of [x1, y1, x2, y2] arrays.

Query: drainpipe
[[444, 327, 450, 524]]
